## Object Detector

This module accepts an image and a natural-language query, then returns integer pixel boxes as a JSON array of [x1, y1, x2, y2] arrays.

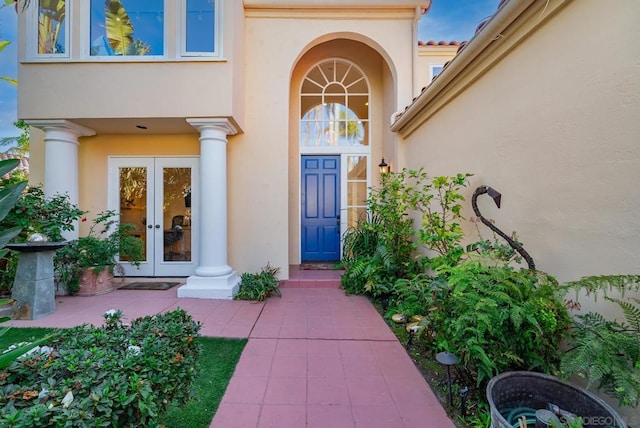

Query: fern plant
[[340, 209, 416, 297], [560, 275, 640, 407], [431, 262, 571, 386]]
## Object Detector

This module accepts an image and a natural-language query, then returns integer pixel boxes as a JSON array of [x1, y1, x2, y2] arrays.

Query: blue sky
[[0, 0, 498, 140]]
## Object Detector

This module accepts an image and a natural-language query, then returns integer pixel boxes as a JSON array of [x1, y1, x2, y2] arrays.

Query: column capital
[[186, 118, 239, 136], [24, 120, 96, 138]]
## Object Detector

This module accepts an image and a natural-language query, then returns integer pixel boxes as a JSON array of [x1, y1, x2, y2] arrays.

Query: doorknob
[[155, 224, 160, 229], [147, 224, 153, 229]]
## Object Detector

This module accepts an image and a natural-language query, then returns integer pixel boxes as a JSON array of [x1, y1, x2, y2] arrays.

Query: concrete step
[[279, 279, 342, 288]]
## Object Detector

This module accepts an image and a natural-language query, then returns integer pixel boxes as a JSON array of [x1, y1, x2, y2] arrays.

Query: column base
[[177, 271, 240, 300]]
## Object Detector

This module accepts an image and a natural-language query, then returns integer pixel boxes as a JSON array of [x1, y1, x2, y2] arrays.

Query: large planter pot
[[76, 267, 115, 297], [486, 371, 627, 428]]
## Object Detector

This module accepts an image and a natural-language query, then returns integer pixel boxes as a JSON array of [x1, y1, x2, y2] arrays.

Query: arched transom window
[[300, 59, 369, 147]]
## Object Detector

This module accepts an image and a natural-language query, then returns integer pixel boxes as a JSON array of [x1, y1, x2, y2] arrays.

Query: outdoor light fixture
[[436, 351, 459, 407], [378, 158, 390, 174], [460, 386, 469, 417]]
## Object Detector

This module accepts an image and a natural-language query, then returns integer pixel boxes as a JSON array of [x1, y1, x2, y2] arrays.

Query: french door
[[108, 157, 199, 277]]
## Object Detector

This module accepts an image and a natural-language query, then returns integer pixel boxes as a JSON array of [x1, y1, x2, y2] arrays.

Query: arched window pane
[[300, 59, 369, 147]]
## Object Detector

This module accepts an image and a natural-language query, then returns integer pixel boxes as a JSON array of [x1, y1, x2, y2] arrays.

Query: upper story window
[[183, 0, 217, 55], [300, 59, 370, 147], [26, 0, 222, 61], [90, 0, 164, 57], [37, 0, 69, 56]]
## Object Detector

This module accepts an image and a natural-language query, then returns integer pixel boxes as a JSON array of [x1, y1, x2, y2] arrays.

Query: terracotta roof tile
[[418, 40, 462, 46]]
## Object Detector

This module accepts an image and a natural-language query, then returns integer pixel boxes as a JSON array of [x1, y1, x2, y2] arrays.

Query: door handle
[[147, 224, 153, 229], [155, 224, 160, 229]]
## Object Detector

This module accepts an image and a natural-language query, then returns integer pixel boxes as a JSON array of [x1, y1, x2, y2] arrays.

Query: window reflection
[[38, 0, 66, 54], [119, 167, 148, 261], [90, 0, 164, 56], [300, 59, 369, 147], [300, 103, 366, 146]]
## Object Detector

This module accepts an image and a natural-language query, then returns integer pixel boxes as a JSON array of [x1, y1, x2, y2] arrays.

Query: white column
[[177, 118, 240, 299], [26, 120, 95, 240]]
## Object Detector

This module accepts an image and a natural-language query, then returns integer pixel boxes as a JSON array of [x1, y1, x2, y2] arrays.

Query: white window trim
[[24, 0, 225, 63], [25, 0, 72, 60], [179, 0, 223, 58]]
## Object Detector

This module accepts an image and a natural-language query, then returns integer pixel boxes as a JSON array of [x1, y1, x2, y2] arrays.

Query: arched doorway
[[299, 58, 371, 262]]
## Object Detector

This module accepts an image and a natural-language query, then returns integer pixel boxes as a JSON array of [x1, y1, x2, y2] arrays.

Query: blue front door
[[301, 156, 340, 262]]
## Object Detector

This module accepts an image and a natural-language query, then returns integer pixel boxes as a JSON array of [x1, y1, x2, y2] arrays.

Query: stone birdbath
[[6, 241, 67, 320]]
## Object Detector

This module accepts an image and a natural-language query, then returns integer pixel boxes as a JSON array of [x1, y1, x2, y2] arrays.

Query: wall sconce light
[[378, 158, 390, 174]]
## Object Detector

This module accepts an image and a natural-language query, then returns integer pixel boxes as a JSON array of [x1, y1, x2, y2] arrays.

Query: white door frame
[[107, 156, 199, 277]]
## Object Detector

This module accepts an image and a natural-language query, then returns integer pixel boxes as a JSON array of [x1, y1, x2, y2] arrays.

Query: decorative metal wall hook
[[471, 185, 536, 270]]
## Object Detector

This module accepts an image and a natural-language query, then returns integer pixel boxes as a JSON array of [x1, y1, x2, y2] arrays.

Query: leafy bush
[[235, 263, 281, 301], [407, 170, 473, 268], [429, 262, 571, 386], [340, 168, 470, 298], [0, 185, 85, 243], [0, 308, 202, 427]]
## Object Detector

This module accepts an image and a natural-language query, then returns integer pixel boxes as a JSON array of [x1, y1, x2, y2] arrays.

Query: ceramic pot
[[77, 267, 115, 296]]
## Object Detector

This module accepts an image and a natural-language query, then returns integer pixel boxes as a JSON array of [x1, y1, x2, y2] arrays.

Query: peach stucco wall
[[397, 0, 640, 284]]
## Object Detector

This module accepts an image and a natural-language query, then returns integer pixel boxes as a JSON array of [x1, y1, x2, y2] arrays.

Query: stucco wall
[[398, 0, 639, 284], [235, 11, 417, 277]]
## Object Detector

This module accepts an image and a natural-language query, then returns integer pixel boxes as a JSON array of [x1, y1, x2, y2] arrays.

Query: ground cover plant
[[0, 325, 246, 428], [0, 308, 202, 426]]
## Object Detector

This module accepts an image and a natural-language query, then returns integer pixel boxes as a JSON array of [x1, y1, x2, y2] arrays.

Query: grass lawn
[[0, 327, 246, 428]]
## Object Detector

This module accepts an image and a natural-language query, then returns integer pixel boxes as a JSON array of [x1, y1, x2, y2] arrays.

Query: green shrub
[[0, 185, 85, 243], [0, 308, 202, 427], [340, 168, 471, 298], [430, 262, 571, 386], [235, 263, 281, 301]]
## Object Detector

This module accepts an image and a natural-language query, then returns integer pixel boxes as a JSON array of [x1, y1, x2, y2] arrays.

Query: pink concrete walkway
[[6, 268, 455, 428]]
